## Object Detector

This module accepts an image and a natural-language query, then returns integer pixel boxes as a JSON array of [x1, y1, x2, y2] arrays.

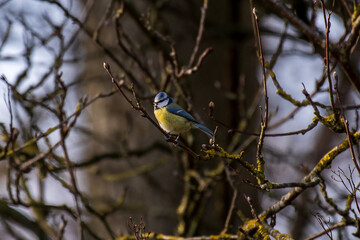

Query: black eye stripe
[[155, 98, 166, 104]]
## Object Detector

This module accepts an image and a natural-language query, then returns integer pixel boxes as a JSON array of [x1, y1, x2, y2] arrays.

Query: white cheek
[[158, 99, 169, 108]]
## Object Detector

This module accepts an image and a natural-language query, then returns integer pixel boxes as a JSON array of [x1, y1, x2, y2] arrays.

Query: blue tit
[[153, 92, 214, 140]]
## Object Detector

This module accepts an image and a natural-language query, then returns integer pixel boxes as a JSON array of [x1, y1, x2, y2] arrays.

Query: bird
[[153, 92, 214, 143]]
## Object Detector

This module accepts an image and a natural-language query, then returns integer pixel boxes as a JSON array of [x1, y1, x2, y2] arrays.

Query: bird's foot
[[164, 133, 179, 146], [165, 130, 174, 140], [173, 135, 180, 146], [164, 134, 171, 141]]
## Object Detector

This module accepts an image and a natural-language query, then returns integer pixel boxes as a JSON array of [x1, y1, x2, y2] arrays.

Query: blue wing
[[166, 104, 214, 138], [193, 122, 214, 138], [166, 105, 214, 138], [166, 107, 197, 122]]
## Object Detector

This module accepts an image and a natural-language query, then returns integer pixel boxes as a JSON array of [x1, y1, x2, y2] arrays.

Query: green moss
[[117, 236, 136, 240], [268, 69, 308, 107], [316, 131, 360, 174], [268, 70, 274, 79], [243, 220, 270, 239], [316, 140, 348, 172], [202, 146, 244, 160], [273, 233, 293, 240], [116, 232, 240, 240], [345, 194, 353, 211], [276, 89, 308, 106], [320, 114, 345, 133], [352, 4, 360, 24], [202, 146, 259, 177]]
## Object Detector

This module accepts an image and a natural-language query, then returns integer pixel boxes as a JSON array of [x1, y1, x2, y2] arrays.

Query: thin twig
[[304, 220, 350, 240], [260, 178, 320, 190], [56, 215, 68, 240], [93, 0, 117, 41], [253, 9, 269, 128], [302, 83, 323, 120], [41, 0, 144, 92], [56, 77, 84, 240], [333, 71, 360, 175], [340, 0, 352, 17], [252, 8, 268, 184], [188, 0, 208, 68], [114, 4, 159, 90], [314, 213, 333, 240], [221, 167, 238, 234], [229, 119, 319, 137], [245, 194, 260, 221], [0, 90, 117, 160], [19, 141, 61, 171], [320, 0, 337, 121], [3, 80, 18, 204], [184, 47, 213, 75]]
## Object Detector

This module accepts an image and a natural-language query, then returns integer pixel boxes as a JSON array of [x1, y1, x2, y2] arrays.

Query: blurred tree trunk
[[79, 0, 260, 237]]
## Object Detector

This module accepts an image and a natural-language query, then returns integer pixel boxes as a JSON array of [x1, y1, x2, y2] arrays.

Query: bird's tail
[[193, 122, 214, 139]]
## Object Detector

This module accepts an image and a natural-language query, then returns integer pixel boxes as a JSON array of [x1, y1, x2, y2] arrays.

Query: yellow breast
[[154, 107, 192, 134]]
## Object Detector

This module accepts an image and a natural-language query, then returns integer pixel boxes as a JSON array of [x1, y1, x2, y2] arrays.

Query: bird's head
[[154, 92, 172, 110]]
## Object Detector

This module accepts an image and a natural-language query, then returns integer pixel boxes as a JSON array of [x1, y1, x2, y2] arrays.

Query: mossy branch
[[259, 131, 360, 219]]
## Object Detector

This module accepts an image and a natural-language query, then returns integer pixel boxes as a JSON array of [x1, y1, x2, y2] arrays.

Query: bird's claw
[[164, 130, 173, 141], [164, 133, 179, 146], [174, 135, 179, 146], [164, 134, 171, 141]]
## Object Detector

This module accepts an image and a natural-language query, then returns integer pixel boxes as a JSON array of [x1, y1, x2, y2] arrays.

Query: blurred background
[[0, 0, 359, 239]]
